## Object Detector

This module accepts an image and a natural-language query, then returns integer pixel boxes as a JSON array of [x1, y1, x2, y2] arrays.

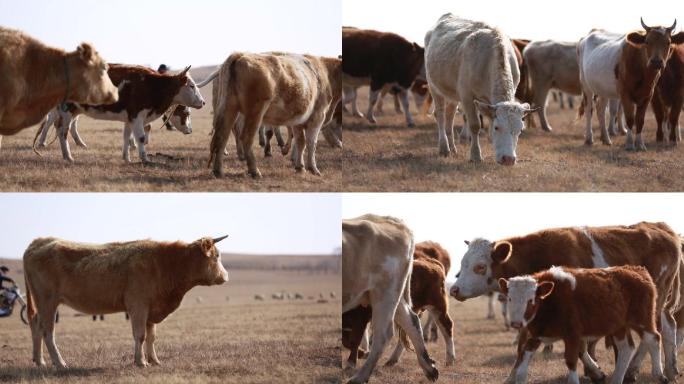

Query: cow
[[40, 64, 204, 163], [500, 266, 665, 384], [342, 305, 372, 368], [651, 43, 684, 144], [449, 222, 681, 380], [35, 104, 193, 151], [425, 14, 536, 165], [414, 240, 450, 342], [0, 27, 118, 147], [342, 214, 438, 384], [342, 27, 425, 127], [23, 235, 229, 368], [207, 52, 341, 178], [374, 80, 430, 117]]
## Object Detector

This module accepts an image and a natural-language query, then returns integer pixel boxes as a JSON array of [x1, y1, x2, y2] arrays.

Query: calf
[[414, 240, 450, 341], [208, 52, 341, 178], [342, 305, 372, 368], [651, 44, 684, 144], [342, 27, 425, 127], [343, 214, 438, 384], [23, 235, 229, 368], [425, 14, 536, 165], [500, 266, 666, 384]]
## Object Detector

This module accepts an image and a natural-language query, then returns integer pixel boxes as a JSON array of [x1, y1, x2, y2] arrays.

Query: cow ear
[[412, 42, 420, 51], [498, 278, 509, 295], [77, 43, 94, 63], [491, 241, 512, 264], [199, 237, 213, 256], [672, 32, 684, 45], [464, 240, 470, 246], [626, 32, 646, 47], [474, 99, 497, 119], [536, 281, 554, 299]]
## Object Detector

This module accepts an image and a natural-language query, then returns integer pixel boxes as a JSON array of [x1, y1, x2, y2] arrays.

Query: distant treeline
[[221, 253, 341, 273]]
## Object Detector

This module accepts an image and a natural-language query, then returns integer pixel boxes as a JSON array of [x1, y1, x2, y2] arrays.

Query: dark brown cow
[[651, 44, 684, 144], [511, 39, 531, 103], [500, 266, 666, 384], [343, 27, 424, 127], [617, 19, 684, 150], [415, 240, 450, 273], [342, 305, 372, 369]]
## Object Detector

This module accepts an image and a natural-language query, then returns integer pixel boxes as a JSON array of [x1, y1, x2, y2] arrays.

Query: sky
[[343, 193, 684, 282], [0, 0, 341, 69], [0, 193, 341, 259], [343, 0, 681, 44]]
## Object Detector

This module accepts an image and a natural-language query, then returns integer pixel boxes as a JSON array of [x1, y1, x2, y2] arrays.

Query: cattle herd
[[342, 215, 684, 384], [343, 13, 684, 166]]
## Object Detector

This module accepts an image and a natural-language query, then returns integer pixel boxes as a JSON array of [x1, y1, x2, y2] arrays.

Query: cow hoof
[[135, 361, 149, 368], [657, 375, 670, 384], [367, 117, 377, 124], [636, 144, 647, 152], [542, 126, 553, 133], [212, 169, 224, 178], [425, 366, 439, 382], [306, 167, 321, 176], [407, 122, 416, 128], [439, 148, 450, 157], [150, 359, 161, 366], [446, 357, 456, 366], [248, 170, 262, 179], [353, 112, 364, 118], [601, 139, 612, 146], [584, 139, 593, 146], [295, 166, 304, 173], [346, 378, 364, 384], [384, 358, 398, 367], [33, 359, 46, 367], [589, 372, 606, 384], [264, 152, 272, 157]]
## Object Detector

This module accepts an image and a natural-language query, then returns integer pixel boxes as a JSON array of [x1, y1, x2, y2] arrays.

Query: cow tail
[[420, 92, 433, 116], [577, 93, 586, 119], [25, 273, 36, 321], [208, 53, 242, 167], [396, 236, 416, 352], [32, 117, 48, 157]]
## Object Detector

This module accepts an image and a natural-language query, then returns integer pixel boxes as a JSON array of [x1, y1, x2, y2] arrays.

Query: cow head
[[499, 276, 554, 329], [68, 43, 119, 105], [170, 105, 192, 134], [627, 18, 684, 70], [450, 239, 513, 300], [173, 66, 205, 109], [190, 235, 229, 285], [473, 100, 537, 165]]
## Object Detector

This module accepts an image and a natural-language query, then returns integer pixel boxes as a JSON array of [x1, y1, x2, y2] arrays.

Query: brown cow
[[342, 304, 372, 368], [651, 44, 684, 144], [208, 52, 341, 178], [0, 27, 118, 146], [500, 266, 666, 384], [617, 19, 684, 150], [23, 235, 229, 368], [343, 27, 425, 127], [415, 240, 451, 342]]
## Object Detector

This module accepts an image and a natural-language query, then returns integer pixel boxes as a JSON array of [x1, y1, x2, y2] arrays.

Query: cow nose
[[649, 59, 664, 70], [510, 321, 522, 329], [499, 155, 516, 166]]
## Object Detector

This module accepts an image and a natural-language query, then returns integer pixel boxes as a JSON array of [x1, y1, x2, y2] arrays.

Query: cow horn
[[212, 235, 229, 243], [641, 17, 651, 32], [668, 19, 677, 34], [180, 65, 191, 76]]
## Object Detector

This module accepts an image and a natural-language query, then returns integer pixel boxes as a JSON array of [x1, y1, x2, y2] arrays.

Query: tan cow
[[0, 27, 118, 145], [343, 214, 438, 384], [23, 235, 229, 368], [207, 52, 341, 178]]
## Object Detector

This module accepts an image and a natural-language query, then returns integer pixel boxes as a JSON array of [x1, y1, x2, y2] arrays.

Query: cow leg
[[70, 119, 87, 148], [348, 298, 398, 384], [29, 310, 45, 366], [568, 95, 575, 109], [608, 99, 619, 137], [616, 103, 627, 135], [393, 300, 439, 381], [122, 123, 133, 162], [562, 337, 581, 384], [463, 100, 483, 162], [634, 102, 648, 151], [282, 126, 293, 155], [384, 337, 405, 366], [583, 91, 595, 145], [131, 118, 150, 163], [365, 87, 381, 124], [321, 122, 343, 149], [303, 114, 325, 176], [274, 126, 285, 148], [38, 298, 67, 369], [210, 100, 239, 177], [233, 121, 244, 160], [505, 336, 540, 384], [374, 88, 386, 115], [432, 307, 456, 366], [668, 99, 682, 144], [37, 112, 56, 148], [258, 125, 266, 147], [56, 114, 74, 162], [533, 83, 553, 132], [642, 331, 666, 382], [393, 92, 402, 114], [145, 322, 161, 365], [611, 332, 635, 384], [500, 296, 509, 330], [661, 312, 678, 380], [292, 126, 306, 172], [622, 99, 636, 150], [652, 92, 666, 143], [264, 127, 273, 157], [487, 292, 495, 319], [559, 92, 565, 109], [240, 107, 268, 178], [595, 97, 611, 145], [129, 308, 149, 367], [398, 89, 416, 127], [431, 90, 450, 156], [579, 348, 606, 382], [444, 102, 457, 153], [345, 87, 364, 118]]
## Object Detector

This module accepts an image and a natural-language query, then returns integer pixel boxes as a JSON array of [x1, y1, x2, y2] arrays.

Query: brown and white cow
[[343, 214, 438, 384], [342, 27, 425, 127], [651, 43, 684, 144], [23, 235, 229, 368], [208, 52, 341, 178], [414, 240, 451, 342], [450, 222, 681, 380], [500, 266, 666, 384], [43, 64, 204, 163], [0, 27, 118, 144]]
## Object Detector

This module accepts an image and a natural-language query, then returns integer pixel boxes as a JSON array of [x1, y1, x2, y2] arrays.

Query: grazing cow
[[523, 40, 582, 132], [651, 44, 684, 144], [23, 235, 229, 368], [425, 14, 536, 165], [342, 27, 425, 127], [500, 266, 666, 384], [207, 52, 341, 178], [0, 27, 118, 143], [450, 222, 681, 380], [343, 214, 438, 384], [43, 64, 204, 162], [36, 104, 193, 151]]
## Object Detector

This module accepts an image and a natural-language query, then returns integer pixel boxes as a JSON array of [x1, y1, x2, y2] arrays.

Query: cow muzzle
[[449, 286, 467, 302], [510, 321, 523, 329], [498, 155, 516, 166], [649, 59, 665, 70]]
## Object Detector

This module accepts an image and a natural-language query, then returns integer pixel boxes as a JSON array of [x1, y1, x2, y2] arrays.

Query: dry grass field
[[341, 296, 676, 384], [0, 66, 342, 192], [343, 89, 684, 191], [0, 256, 342, 384]]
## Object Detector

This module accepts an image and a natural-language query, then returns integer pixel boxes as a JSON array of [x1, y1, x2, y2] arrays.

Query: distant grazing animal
[[207, 52, 341, 178], [0, 27, 118, 149], [651, 43, 684, 144], [23, 235, 229, 368], [343, 214, 438, 383], [425, 14, 536, 165], [294, 293, 304, 300], [500, 266, 666, 384], [254, 294, 265, 301], [450, 222, 682, 380], [342, 27, 425, 127]]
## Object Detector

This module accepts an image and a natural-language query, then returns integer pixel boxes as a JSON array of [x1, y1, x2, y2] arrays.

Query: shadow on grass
[[0, 366, 106, 382]]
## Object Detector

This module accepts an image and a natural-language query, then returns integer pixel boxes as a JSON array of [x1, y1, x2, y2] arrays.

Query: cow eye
[[473, 264, 486, 275], [494, 126, 499, 131]]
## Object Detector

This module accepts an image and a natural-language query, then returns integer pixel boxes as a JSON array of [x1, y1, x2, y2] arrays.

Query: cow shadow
[[0, 367, 106, 382]]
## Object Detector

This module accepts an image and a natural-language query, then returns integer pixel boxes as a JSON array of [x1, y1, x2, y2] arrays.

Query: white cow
[[425, 13, 536, 165], [578, 30, 625, 146]]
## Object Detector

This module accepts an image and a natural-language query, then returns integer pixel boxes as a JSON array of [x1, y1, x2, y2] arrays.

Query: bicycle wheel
[[20, 305, 28, 325]]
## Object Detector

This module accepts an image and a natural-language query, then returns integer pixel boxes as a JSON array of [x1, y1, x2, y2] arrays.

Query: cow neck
[[154, 244, 200, 297], [35, 48, 73, 109], [490, 43, 516, 104]]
